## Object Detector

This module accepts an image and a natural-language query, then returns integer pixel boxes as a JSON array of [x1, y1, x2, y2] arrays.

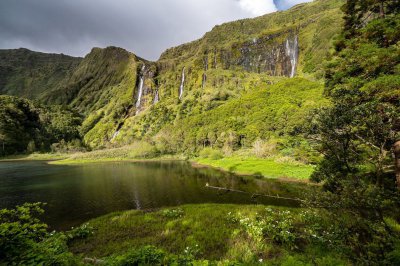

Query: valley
[[1, 0, 400, 264]]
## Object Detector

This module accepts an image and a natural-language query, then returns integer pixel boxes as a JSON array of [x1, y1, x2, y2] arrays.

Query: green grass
[[70, 204, 348, 265], [0, 152, 68, 161], [194, 156, 314, 180]]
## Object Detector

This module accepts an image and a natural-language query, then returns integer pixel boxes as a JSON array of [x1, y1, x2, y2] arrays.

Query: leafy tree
[[0, 95, 83, 156], [306, 1, 400, 263], [311, 1, 400, 189], [0, 203, 83, 265], [0, 203, 48, 261]]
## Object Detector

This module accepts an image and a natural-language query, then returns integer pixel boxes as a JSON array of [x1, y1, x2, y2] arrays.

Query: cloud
[[0, 0, 311, 60], [238, 0, 277, 16], [274, 0, 313, 10]]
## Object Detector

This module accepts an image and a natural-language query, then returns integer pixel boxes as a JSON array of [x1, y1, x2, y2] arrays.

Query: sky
[[0, 0, 312, 60]]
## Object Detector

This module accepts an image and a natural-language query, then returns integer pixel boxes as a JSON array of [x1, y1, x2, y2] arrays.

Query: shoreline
[[190, 160, 312, 184], [1, 152, 314, 182]]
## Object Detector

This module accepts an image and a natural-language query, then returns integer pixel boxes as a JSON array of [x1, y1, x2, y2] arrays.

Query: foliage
[[233, 208, 298, 250], [0, 203, 93, 265], [110, 245, 169, 265], [0, 95, 83, 156], [162, 208, 184, 219], [128, 141, 159, 159], [199, 147, 224, 160], [194, 156, 314, 180], [145, 78, 328, 162], [304, 184, 400, 264], [0, 48, 81, 100], [70, 204, 350, 265], [67, 223, 94, 241], [305, 1, 400, 263], [311, 3, 400, 188], [0, 203, 48, 261]]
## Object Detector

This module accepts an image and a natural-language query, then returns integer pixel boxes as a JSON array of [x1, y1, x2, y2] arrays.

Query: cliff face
[[0, 0, 344, 148], [218, 32, 299, 77]]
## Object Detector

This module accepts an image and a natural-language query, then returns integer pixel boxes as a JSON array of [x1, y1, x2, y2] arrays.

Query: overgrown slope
[[0, 48, 81, 100], [0, 0, 344, 153]]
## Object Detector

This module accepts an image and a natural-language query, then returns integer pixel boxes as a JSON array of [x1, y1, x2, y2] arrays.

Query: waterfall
[[111, 130, 120, 141], [179, 67, 185, 99], [285, 35, 299, 78], [135, 65, 145, 114], [154, 89, 159, 104], [202, 73, 207, 89]]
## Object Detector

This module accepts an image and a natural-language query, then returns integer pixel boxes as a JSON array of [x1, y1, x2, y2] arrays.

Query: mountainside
[[0, 0, 344, 152], [0, 48, 81, 100]]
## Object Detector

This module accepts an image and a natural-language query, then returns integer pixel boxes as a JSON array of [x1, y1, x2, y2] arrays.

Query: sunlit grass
[[194, 156, 314, 180], [70, 204, 348, 264]]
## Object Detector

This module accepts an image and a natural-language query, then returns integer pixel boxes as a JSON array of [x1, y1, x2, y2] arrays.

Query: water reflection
[[0, 161, 299, 230]]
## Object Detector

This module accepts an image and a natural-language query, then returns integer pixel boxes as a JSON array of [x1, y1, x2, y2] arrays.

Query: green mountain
[[0, 48, 81, 100], [0, 0, 344, 154]]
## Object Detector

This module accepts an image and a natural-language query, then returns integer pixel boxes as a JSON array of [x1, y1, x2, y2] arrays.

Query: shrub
[[162, 208, 184, 219], [26, 140, 36, 153], [128, 141, 158, 158], [0, 203, 80, 264], [234, 208, 298, 249], [209, 149, 223, 160], [109, 246, 170, 265], [67, 223, 94, 241], [199, 147, 223, 160], [252, 138, 277, 158], [0, 203, 48, 261], [199, 147, 213, 158]]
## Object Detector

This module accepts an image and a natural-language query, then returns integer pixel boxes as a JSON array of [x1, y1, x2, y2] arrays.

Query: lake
[[0, 160, 301, 230]]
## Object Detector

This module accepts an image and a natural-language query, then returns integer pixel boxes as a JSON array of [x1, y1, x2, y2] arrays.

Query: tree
[[310, 0, 400, 189]]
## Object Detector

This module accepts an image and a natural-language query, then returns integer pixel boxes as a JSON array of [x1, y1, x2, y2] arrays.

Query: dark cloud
[[0, 0, 311, 60]]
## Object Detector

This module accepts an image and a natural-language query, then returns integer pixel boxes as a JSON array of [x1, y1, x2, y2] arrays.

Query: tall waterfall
[[111, 130, 120, 141], [154, 89, 159, 104], [179, 67, 185, 99], [136, 65, 145, 114], [285, 35, 299, 78], [202, 73, 207, 89]]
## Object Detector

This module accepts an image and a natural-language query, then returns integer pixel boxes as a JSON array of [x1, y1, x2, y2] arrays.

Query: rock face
[[135, 63, 157, 113], [216, 31, 299, 77]]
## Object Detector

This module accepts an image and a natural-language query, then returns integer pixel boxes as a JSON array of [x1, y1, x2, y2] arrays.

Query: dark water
[[0, 160, 299, 230]]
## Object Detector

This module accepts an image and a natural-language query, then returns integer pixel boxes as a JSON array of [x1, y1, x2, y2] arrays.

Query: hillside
[[0, 48, 81, 100], [84, 0, 343, 148], [0, 0, 344, 152]]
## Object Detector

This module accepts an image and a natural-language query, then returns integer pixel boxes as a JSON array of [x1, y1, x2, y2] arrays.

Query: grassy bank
[[193, 156, 314, 180], [0, 152, 69, 161], [70, 204, 348, 265], [1, 147, 315, 181]]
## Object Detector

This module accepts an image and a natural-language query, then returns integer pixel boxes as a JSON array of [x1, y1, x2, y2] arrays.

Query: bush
[[199, 147, 223, 160], [252, 138, 277, 158], [0, 203, 48, 261], [234, 208, 298, 250], [162, 208, 184, 219], [199, 147, 213, 158], [128, 141, 159, 158], [67, 223, 94, 241], [109, 246, 170, 265], [0, 203, 80, 265], [26, 140, 36, 153], [108, 245, 203, 266]]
